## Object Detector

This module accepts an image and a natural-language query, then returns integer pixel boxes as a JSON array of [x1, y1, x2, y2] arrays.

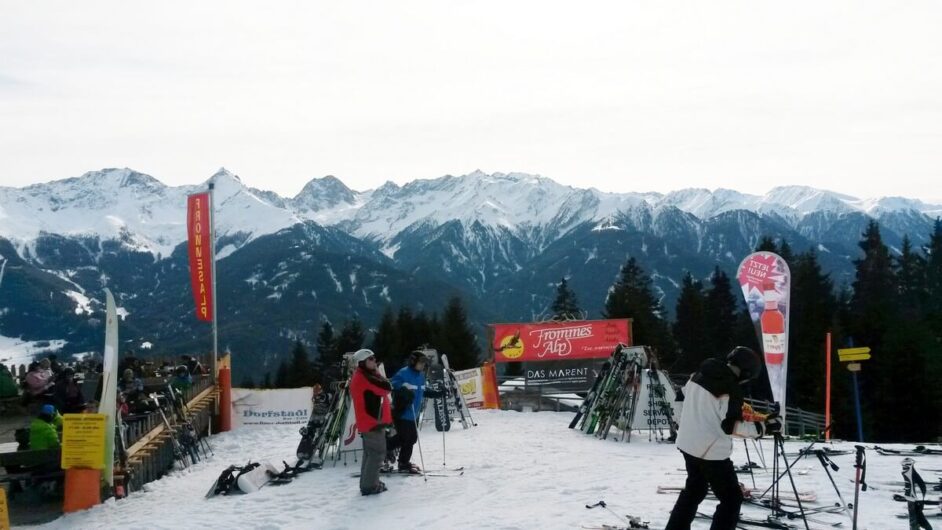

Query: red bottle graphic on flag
[[760, 279, 785, 365]]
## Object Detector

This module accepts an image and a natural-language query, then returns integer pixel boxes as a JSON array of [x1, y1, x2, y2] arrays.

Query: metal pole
[[852, 371, 864, 442], [825, 332, 831, 441], [208, 182, 219, 382]]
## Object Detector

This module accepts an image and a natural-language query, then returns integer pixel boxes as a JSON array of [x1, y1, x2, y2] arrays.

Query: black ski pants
[[665, 451, 742, 530], [386, 417, 418, 467]]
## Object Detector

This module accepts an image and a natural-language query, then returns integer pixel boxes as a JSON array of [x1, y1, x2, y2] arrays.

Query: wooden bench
[[0, 448, 64, 500]]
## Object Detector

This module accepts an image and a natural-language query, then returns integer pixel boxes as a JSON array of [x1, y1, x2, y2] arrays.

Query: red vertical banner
[[187, 193, 213, 322], [736, 251, 791, 408]]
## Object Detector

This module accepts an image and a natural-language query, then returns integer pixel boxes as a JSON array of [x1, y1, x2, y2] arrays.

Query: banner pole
[[208, 182, 219, 381], [825, 332, 831, 441]]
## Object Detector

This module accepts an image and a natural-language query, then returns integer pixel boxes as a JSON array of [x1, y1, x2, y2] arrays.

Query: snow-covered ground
[[31, 410, 936, 529], [0, 335, 66, 366]]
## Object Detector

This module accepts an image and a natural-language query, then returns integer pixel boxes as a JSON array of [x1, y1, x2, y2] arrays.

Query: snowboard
[[236, 461, 280, 493], [429, 362, 450, 432]]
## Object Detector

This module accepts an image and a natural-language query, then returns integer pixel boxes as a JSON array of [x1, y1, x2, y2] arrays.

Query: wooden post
[[218, 357, 232, 432]]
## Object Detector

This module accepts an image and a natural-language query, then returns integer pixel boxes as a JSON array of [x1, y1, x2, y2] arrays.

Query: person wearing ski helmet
[[387, 350, 444, 473], [349, 349, 393, 496], [666, 346, 783, 530], [29, 404, 62, 450]]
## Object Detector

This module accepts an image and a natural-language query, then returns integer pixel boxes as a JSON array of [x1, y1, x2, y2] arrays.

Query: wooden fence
[[122, 377, 217, 491]]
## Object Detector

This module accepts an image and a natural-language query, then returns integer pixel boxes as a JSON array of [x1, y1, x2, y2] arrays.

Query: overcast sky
[[2, 1, 941, 201]]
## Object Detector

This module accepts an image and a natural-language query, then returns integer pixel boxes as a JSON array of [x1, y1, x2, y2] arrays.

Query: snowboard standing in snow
[[429, 363, 450, 432], [441, 354, 474, 429]]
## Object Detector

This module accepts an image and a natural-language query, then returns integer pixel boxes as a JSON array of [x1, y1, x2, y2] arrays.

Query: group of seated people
[[6, 354, 209, 453], [2, 357, 89, 414]]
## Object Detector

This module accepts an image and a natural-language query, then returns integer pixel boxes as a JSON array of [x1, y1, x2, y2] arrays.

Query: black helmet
[[726, 346, 761, 382], [408, 350, 427, 368]]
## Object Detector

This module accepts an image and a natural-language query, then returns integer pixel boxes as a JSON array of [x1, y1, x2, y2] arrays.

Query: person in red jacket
[[349, 348, 393, 496]]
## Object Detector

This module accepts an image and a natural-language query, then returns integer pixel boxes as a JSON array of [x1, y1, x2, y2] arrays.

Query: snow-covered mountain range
[[2, 167, 938, 257], [1, 167, 939, 381]]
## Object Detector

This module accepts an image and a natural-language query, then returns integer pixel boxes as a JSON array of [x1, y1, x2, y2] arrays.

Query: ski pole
[[744, 439, 757, 489], [775, 433, 810, 530], [815, 450, 852, 522], [585, 500, 647, 529], [852, 445, 866, 530], [412, 413, 428, 483]]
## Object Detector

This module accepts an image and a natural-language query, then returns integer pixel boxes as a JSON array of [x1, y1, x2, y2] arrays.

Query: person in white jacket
[[665, 347, 783, 530]]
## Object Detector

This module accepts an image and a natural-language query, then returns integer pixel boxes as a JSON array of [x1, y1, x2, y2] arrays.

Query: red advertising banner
[[736, 251, 791, 407], [491, 319, 631, 363], [187, 193, 213, 322]]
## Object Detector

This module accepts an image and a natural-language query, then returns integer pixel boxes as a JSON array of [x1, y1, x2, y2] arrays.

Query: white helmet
[[352, 349, 375, 364]]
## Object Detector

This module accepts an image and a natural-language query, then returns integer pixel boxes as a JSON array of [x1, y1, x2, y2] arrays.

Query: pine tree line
[[239, 219, 942, 441], [239, 296, 481, 389], [561, 219, 942, 441]]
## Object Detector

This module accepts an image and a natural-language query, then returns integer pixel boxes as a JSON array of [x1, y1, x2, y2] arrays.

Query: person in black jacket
[[666, 347, 782, 530]]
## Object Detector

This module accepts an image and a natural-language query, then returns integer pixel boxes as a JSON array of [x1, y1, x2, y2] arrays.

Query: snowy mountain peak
[[2, 167, 940, 260]]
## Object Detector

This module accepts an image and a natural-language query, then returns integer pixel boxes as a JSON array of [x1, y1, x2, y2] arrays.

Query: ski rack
[[124, 376, 216, 492], [572, 345, 679, 443]]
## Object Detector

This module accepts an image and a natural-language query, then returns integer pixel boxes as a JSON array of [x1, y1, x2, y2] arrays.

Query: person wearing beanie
[[29, 404, 62, 450], [349, 349, 393, 496], [665, 346, 783, 530], [386, 350, 443, 474]]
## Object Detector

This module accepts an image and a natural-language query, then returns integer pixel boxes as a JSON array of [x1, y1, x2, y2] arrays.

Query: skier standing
[[387, 350, 443, 473], [665, 346, 782, 530], [349, 349, 393, 496]]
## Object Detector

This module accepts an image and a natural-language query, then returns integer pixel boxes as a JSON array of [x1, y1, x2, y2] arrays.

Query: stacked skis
[[570, 345, 678, 442]]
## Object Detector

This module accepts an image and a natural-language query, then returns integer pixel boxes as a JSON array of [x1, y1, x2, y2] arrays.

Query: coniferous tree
[[604, 257, 675, 362], [286, 340, 315, 388], [756, 236, 778, 252], [922, 219, 942, 336], [262, 372, 272, 389], [672, 272, 707, 374], [239, 376, 255, 389], [335, 317, 366, 358], [315, 321, 341, 382], [372, 306, 403, 372], [412, 310, 434, 350], [778, 240, 795, 264], [274, 360, 289, 388], [704, 267, 738, 358], [787, 249, 837, 413], [848, 221, 898, 440], [550, 277, 581, 319], [433, 296, 480, 370], [897, 236, 927, 321], [397, 306, 417, 354]]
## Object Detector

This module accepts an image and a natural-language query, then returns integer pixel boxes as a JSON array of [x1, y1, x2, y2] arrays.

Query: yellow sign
[[61, 414, 107, 470], [0, 488, 9, 530], [839, 353, 871, 362], [838, 347, 871, 362], [838, 347, 870, 355]]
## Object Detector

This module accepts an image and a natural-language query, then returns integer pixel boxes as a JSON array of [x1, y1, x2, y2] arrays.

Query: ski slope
[[33, 410, 933, 529]]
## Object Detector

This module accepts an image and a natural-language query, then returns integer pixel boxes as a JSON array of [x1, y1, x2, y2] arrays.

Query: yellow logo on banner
[[459, 379, 477, 395], [61, 414, 107, 470], [498, 334, 524, 359], [0, 488, 9, 530]]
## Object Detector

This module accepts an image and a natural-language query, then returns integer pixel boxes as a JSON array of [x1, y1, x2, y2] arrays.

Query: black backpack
[[391, 386, 415, 420]]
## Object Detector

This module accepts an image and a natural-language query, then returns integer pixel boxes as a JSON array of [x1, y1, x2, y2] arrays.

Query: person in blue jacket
[[387, 351, 443, 473]]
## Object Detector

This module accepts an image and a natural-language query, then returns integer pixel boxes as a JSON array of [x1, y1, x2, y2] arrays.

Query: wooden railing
[[122, 377, 216, 492]]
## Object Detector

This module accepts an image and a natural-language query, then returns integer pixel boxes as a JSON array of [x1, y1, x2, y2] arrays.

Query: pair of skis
[[350, 466, 465, 478]]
